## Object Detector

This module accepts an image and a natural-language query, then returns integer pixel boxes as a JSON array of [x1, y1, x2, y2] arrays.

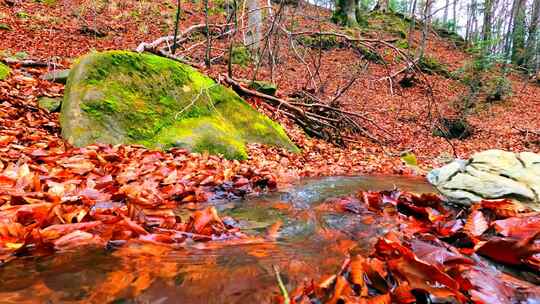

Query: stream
[[0, 176, 435, 304]]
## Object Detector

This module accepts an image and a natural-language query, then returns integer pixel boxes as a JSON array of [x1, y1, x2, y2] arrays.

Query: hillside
[[0, 0, 539, 179]]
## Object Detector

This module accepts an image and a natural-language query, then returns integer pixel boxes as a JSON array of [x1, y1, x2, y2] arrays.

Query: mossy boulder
[[0, 62, 10, 80], [61, 51, 298, 159]]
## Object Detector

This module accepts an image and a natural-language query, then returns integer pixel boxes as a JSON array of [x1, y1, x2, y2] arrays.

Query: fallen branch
[[514, 126, 540, 137], [223, 74, 385, 144], [2, 58, 63, 69]]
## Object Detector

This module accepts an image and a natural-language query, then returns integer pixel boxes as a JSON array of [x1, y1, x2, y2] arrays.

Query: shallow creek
[[0, 176, 435, 303]]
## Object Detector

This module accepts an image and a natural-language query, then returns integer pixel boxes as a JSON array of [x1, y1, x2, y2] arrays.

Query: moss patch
[[297, 35, 341, 50], [360, 12, 410, 39], [61, 50, 298, 159], [38, 96, 62, 112], [418, 56, 453, 78], [0, 62, 10, 80], [249, 80, 277, 96]]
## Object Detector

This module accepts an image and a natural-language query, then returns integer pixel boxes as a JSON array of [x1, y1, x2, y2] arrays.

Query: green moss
[[418, 56, 452, 78], [61, 50, 298, 159], [355, 45, 383, 63], [297, 35, 340, 50], [249, 81, 277, 96], [0, 62, 10, 80], [16, 12, 30, 19], [34, 0, 57, 5], [38, 96, 62, 112], [395, 39, 409, 49], [231, 45, 251, 66], [359, 12, 410, 39]]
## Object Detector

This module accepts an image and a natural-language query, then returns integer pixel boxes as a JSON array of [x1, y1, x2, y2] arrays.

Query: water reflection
[[0, 176, 434, 303]]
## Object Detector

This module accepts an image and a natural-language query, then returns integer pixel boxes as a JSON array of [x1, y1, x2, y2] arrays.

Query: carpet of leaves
[[283, 191, 540, 304], [1, 0, 539, 173]]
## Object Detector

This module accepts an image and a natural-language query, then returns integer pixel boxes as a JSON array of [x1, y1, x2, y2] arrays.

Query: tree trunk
[[374, 0, 390, 12], [482, 0, 493, 43], [511, 0, 527, 65], [417, 0, 432, 58], [525, 0, 540, 71], [333, 0, 358, 26], [443, 0, 449, 25], [452, 0, 457, 32], [246, 0, 263, 53]]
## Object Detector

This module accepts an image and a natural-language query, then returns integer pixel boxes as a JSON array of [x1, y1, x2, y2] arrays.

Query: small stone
[[38, 96, 62, 113]]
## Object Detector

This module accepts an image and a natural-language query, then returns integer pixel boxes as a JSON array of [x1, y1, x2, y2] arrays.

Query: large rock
[[61, 51, 299, 159], [427, 150, 540, 210]]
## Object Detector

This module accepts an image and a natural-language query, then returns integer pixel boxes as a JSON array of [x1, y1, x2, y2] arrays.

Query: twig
[[273, 265, 290, 304]]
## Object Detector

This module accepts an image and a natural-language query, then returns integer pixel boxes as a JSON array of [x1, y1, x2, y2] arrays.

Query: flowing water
[[0, 176, 434, 304]]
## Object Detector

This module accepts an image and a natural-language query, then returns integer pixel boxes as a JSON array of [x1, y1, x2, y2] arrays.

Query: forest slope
[[0, 0, 539, 179]]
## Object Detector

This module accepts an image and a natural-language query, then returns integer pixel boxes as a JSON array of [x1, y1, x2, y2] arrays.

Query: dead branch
[[135, 23, 230, 53], [514, 126, 540, 136], [223, 74, 384, 144], [2, 58, 63, 69]]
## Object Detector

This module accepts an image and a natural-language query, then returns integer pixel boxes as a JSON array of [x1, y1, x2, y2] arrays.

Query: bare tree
[[246, 0, 263, 54], [525, 0, 540, 71]]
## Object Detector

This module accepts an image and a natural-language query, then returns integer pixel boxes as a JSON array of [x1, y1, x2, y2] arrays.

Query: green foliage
[[0, 62, 10, 80], [0, 23, 11, 31], [249, 81, 278, 96], [231, 45, 251, 66], [395, 39, 409, 49], [38, 97, 62, 112], [484, 76, 512, 102], [34, 0, 57, 5], [360, 11, 409, 39], [356, 45, 383, 63], [15, 12, 30, 19], [297, 35, 340, 50], [418, 56, 452, 78]]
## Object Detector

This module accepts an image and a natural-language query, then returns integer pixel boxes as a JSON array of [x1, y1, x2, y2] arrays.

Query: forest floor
[[1, 0, 539, 182], [1, 1, 540, 303]]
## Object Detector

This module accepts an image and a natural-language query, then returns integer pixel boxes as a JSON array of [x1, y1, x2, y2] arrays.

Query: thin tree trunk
[[452, 0, 457, 32], [417, 0, 432, 58], [246, 0, 263, 54], [482, 0, 492, 43], [511, 0, 526, 65], [525, 0, 540, 71], [443, 0, 449, 25]]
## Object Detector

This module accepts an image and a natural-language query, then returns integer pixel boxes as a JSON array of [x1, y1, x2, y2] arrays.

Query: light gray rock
[[427, 149, 540, 210]]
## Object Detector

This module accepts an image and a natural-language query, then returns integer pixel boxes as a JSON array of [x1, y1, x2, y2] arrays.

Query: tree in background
[[510, 0, 527, 65], [525, 0, 540, 72]]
